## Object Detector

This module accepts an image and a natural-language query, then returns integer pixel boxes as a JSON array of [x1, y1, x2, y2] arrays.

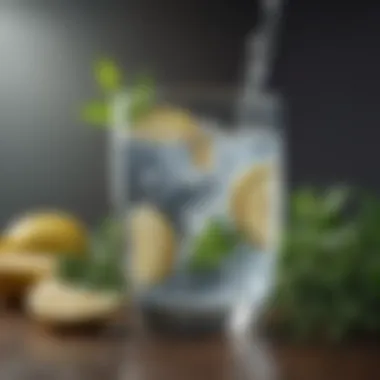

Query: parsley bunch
[[270, 186, 380, 342]]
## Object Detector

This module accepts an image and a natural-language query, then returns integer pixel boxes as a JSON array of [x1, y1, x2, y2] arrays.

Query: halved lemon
[[0, 253, 56, 297], [0, 211, 88, 298], [27, 279, 123, 326], [230, 163, 274, 249], [128, 204, 176, 288]]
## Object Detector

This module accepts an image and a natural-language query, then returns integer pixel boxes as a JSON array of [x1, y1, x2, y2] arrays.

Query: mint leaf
[[81, 100, 110, 127], [94, 58, 123, 92], [81, 60, 157, 130], [188, 218, 240, 273]]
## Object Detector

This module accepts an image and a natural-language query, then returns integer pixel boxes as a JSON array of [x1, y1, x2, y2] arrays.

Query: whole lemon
[[3, 211, 88, 255]]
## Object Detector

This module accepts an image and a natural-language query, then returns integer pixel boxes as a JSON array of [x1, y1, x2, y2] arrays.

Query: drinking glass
[[108, 87, 284, 338]]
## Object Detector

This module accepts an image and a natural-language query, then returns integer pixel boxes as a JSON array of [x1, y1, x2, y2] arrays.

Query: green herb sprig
[[187, 218, 241, 274], [269, 186, 380, 343], [80, 58, 156, 128], [57, 217, 126, 293]]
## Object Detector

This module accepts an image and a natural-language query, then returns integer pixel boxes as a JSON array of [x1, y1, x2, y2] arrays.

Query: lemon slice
[[0, 253, 56, 297], [3, 211, 88, 255], [230, 163, 274, 249], [27, 279, 124, 326], [128, 204, 176, 288], [133, 106, 201, 143], [134, 105, 216, 172]]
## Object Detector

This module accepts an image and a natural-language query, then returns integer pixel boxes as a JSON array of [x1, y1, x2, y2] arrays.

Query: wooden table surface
[[0, 312, 379, 380]]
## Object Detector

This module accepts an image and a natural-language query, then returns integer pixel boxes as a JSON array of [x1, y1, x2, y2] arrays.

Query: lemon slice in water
[[134, 106, 214, 170], [230, 163, 274, 249], [128, 204, 176, 288]]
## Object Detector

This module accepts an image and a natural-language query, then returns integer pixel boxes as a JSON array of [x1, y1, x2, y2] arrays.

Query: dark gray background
[[1, 0, 380, 227]]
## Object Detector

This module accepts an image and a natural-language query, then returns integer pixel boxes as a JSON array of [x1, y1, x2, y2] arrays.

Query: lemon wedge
[[230, 164, 274, 249], [128, 204, 176, 288], [27, 279, 124, 326]]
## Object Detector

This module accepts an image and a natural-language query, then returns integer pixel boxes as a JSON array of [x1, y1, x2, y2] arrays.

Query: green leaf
[[187, 218, 240, 273], [84, 258, 125, 292], [291, 188, 321, 226], [94, 58, 123, 92], [85, 217, 125, 292], [322, 186, 351, 216], [57, 255, 89, 286], [271, 185, 373, 342], [81, 100, 109, 127], [290, 186, 350, 230], [56, 217, 126, 293]]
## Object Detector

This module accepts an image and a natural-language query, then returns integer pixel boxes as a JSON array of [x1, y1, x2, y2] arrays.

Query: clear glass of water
[[108, 87, 284, 337]]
